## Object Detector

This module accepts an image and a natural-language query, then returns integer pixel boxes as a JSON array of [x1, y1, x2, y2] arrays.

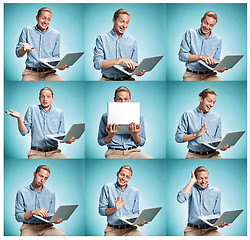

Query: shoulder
[[102, 112, 107, 119], [127, 185, 139, 194], [48, 27, 60, 36], [27, 105, 39, 111], [51, 107, 63, 114], [43, 186, 55, 195], [184, 28, 196, 36], [17, 186, 29, 195], [211, 32, 222, 41], [208, 185, 221, 194], [209, 111, 220, 119], [21, 26, 34, 32], [102, 183, 114, 191], [123, 33, 136, 43]]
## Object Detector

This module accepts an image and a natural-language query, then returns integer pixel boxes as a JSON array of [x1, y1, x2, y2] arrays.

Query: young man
[[15, 165, 67, 236], [16, 7, 68, 81], [178, 11, 227, 81], [93, 9, 145, 81], [177, 166, 228, 236], [99, 165, 147, 236], [5, 87, 75, 158], [97, 86, 152, 159], [175, 88, 230, 158]]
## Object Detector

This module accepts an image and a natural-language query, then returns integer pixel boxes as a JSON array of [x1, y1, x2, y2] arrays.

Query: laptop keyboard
[[124, 66, 138, 73], [54, 136, 65, 140], [208, 141, 221, 147], [207, 218, 219, 224], [47, 61, 60, 66], [126, 217, 137, 223]]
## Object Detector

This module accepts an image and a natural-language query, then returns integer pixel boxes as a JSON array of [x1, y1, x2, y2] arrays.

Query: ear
[[112, 18, 115, 24], [36, 15, 38, 22], [200, 96, 203, 102], [33, 172, 36, 177], [116, 172, 119, 177]]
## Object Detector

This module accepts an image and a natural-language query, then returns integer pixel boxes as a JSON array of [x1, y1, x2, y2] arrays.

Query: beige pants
[[105, 148, 153, 159], [27, 149, 69, 159], [20, 223, 67, 236], [99, 76, 135, 81], [104, 226, 145, 236], [22, 69, 65, 81], [185, 151, 223, 159], [184, 226, 223, 236], [183, 71, 223, 81]]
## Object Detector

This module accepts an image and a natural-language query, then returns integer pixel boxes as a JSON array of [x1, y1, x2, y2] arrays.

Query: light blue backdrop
[[4, 82, 85, 159], [84, 3, 167, 81], [166, 158, 247, 236], [165, 3, 247, 81], [166, 81, 247, 159], [4, 3, 85, 81], [4, 159, 85, 236], [85, 159, 167, 236], [85, 81, 166, 159]]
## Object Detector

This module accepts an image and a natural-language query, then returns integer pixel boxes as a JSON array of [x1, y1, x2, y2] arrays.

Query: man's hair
[[37, 7, 52, 17], [199, 88, 217, 99], [194, 166, 208, 177], [202, 11, 218, 23], [118, 165, 133, 176], [39, 87, 54, 97], [35, 165, 50, 174], [113, 9, 130, 20], [114, 86, 131, 98]]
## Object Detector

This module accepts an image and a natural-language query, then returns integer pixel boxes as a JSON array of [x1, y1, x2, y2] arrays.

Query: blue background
[[4, 3, 85, 81], [166, 158, 247, 236], [84, 3, 167, 81], [85, 81, 167, 159], [166, 81, 247, 159], [165, 3, 247, 81], [85, 159, 167, 236], [4, 81, 85, 159], [4, 159, 85, 236]]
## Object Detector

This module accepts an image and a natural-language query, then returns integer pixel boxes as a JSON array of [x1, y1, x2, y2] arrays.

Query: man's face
[[112, 14, 130, 36], [196, 171, 209, 189], [33, 169, 50, 188], [116, 168, 132, 189], [39, 90, 54, 109], [200, 16, 216, 37], [199, 93, 216, 114], [114, 91, 131, 103], [36, 11, 52, 32]]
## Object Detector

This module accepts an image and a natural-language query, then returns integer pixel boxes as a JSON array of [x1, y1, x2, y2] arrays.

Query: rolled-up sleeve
[[16, 28, 27, 58], [97, 114, 108, 146], [15, 191, 25, 222], [177, 189, 190, 203], [178, 30, 191, 63], [175, 112, 188, 143], [93, 35, 104, 70], [136, 116, 146, 147], [99, 185, 109, 216], [20, 107, 32, 136]]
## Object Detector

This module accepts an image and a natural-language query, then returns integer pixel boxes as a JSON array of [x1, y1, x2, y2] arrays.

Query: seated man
[[15, 165, 67, 236], [99, 165, 147, 236], [93, 9, 145, 81], [177, 166, 228, 236], [5, 87, 75, 158], [97, 86, 152, 159]]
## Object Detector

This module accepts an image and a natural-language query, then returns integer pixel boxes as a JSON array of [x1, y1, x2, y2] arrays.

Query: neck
[[200, 28, 210, 38], [198, 105, 207, 115], [117, 182, 127, 191], [112, 28, 122, 38], [42, 105, 51, 112], [31, 182, 43, 192], [37, 24, 47, 33]]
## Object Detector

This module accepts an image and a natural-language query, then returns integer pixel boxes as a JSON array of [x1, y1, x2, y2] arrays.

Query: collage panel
[[4, 81, 85, 159], [4, 158, 85, 236], [84, 158, 167, 236], [165, 158, 247, 236], [4, 3, 85, 81], [166, 81, 247, 159]]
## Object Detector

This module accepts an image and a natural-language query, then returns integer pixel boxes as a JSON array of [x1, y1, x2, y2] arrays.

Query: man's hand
[[5, 109, 21, 119], [32, 208, 48, 218], [114, 195, 124, 211], [54, 218, 63, 224], [191, 170, 197, 184], [218, 222, 229, 228], [58, 65, 69, 71], [119, 58, 135, 70], [217, 67, 228, 73], [19, 42, 35, 53], [136, 69, 146, 77], [137, 220, 148, 227], [195, 124, 208, 138], [106, 124, 119, 137], [128, 122, 141, 134], [65, 137, 75, 144], [220, 144, 231, 151], [200, 55, 215, 65]]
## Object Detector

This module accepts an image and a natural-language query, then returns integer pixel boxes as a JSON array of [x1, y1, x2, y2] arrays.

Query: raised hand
[[191, 170, 197, 184], [195, 123, 208, 138], [5, 109, 21, 119], [19, 42, 35, 53], [114, 195, 124, 211]]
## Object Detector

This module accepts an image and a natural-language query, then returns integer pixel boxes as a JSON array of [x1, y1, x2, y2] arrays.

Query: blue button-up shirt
[[175, 107, 221, 152], [93, 30, 138, 78], [97, 113, 146, 149], [20, 105, 65, 148], [15, 184, 55, 224], [99, 182, 139, 225], [16, 25, 60, 68], [178, 28, 222, 72], [177, 183, 221, 225]]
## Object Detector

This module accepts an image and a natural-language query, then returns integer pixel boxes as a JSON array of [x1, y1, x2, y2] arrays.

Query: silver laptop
[[46, 123, 85, 143], [118, 207, 162, 226], [114, 56, 163, 76], [200, 131, 245, 150], [40, 52, 84, 69], [199, 209, 243, 227], [107, 102, 140, 134], [33, 205, 78, 223], [198, 55, 243, 71]]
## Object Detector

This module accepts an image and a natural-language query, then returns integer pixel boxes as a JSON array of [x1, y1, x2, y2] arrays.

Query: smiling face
[[196, 171, 209, 189], [39, 89, 54, 110], [199, 93, 216, 114], [36, 11, 52, 33], [200, 16, 217, 37], [32, 169, 50, 189], [116, 168, 132, 190], [112, 13, 130, 38]]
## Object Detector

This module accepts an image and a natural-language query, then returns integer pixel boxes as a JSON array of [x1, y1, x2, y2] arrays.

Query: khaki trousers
[[105, 148, 153, 159], [20, 223, 67, 236], [104, 226, 145, 236], [184, 226, 223, 236], [27, 149, 69, 159], [185, 151, 223, 159], [183, 71, 223, 81], [22, 69, 65, 81], [99, 76, 135, 81]]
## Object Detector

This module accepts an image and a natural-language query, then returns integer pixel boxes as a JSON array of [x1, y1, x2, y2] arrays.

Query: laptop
[[198, 55, 244, 71], [118, 207, 162, 226], [114, 56, 163, 76], [199, 209, 243, 227], [46, 123, 85, 143], [200, 131, 245, 150], [107, 102, 140, 134], [33, 205, 78, 223], [40, 52, 84, 69]]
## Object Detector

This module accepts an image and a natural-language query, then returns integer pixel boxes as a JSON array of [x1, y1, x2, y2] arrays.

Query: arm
[[105, 195, 124, 216], [183, 123, 208, 142], [16, 28, 35, 58], [5, 109, 26, 133]]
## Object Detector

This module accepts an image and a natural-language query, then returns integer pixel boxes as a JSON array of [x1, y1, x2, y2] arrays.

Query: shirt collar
[[194, 182, 209, 191], [198, 28, 214, 39], [35, 25, 50, 34], [195, 106, 211, 116], [39, 105, 53, 112], [115, 182, 128, 191], [110, 29, 125, 39]]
